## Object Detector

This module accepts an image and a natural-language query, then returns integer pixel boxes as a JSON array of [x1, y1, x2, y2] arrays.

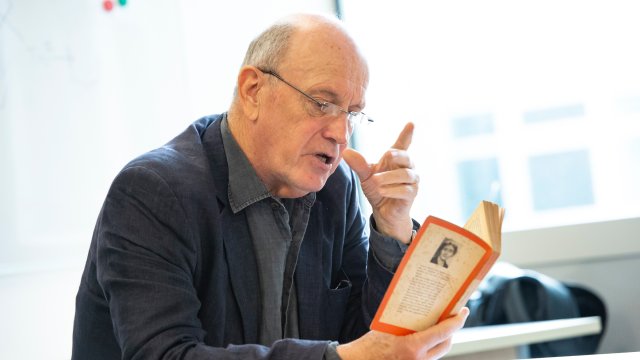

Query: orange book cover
[[370, 205, 502, 335]]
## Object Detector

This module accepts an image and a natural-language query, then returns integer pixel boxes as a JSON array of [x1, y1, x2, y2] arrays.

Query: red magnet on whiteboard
[[103, 0, 114, 11]]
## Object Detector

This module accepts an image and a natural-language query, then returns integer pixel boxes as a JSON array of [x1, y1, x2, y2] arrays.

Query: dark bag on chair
[[465, 263, 606, 357]]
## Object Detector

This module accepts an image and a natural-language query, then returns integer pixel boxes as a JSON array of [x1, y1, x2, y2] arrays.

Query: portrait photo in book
[[430, 237, 459, 269]]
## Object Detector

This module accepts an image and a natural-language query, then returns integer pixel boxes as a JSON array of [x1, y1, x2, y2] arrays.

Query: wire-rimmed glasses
[[258, 68, 373, 134]]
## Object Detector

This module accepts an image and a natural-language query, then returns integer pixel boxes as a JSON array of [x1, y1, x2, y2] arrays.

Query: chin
[[291, 178, 328, 197], [298, 183, 326, 196], [277, 170, 332, 198]]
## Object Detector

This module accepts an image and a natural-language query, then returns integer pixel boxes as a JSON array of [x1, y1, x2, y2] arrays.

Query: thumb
[[343, 148, 373, 181], [412, 307, 469, 348]]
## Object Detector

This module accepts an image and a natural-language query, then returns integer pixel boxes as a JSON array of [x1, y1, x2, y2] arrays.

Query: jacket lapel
[[295, 199, 325, 340], [221, 208, 260, 343], [202, 115, 260, 343]]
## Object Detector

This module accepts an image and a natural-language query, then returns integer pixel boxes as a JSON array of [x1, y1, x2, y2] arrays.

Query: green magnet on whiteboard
[[119, 0, 126, 6]]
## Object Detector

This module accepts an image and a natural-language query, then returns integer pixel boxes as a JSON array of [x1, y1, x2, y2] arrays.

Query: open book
[[370, 200, 505, 335]]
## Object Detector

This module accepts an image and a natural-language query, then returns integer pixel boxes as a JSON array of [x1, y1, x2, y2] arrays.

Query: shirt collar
[[220, 114, 316, 213], [221, 114, 272, 213]]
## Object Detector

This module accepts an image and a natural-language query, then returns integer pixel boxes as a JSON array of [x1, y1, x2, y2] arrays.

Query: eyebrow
[[310, 88, 365, 112]]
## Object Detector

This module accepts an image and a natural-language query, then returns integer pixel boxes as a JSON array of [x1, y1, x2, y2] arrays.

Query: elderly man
[[72, 13, 468, 360]]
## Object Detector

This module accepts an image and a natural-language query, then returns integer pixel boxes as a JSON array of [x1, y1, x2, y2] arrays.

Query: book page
[[377, 222, 488, 331], [449, 278, 481, 316], [464, 201, 503, 252], [463, 201, 489, 243]]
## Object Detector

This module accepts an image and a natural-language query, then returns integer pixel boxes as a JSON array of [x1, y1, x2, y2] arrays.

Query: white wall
[[0, 0, 332, 358]]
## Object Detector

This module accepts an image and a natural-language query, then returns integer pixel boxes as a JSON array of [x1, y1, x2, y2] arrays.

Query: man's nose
[[324, 113, 352, 145]]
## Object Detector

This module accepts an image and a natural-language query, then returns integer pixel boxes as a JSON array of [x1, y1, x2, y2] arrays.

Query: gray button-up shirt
[[221, 114, 410, 358]]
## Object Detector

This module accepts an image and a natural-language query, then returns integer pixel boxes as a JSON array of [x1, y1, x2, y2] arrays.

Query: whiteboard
[[0, 0, 332, 270]]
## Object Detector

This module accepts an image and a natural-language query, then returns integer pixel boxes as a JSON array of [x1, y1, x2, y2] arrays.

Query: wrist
[[372, 216, 414, 244]]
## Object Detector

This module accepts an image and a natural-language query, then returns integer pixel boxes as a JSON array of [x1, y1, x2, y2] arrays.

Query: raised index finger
[[392, 122, 415, 150]]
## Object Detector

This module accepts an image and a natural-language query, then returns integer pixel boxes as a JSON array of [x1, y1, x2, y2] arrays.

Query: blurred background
[[1, 0, 639, 358]]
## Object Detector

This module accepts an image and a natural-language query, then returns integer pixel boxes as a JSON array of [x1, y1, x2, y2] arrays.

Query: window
[[343, 0, 640, 230]]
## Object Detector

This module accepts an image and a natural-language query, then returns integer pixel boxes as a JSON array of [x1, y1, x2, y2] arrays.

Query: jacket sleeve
[[331, 167, 390, 342], [335, 167, 421, 343], [95, 165, 330, 360]]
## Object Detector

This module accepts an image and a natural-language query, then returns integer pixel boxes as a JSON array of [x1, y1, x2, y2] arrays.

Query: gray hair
[[240, 22, 296, 71]]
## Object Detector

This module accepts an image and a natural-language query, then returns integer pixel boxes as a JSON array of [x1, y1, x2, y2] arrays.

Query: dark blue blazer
[[72, 114, 394, 359]]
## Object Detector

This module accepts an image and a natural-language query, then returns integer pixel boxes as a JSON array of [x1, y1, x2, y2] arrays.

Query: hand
[[343, 122, 419, 243], [336, 307, 469, 360]]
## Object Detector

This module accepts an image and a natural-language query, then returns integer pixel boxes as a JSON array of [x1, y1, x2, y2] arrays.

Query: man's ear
[[236, 66, 264, 121]]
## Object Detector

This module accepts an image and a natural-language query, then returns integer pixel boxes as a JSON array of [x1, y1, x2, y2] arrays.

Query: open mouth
[[316, 153, 334, 165]]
